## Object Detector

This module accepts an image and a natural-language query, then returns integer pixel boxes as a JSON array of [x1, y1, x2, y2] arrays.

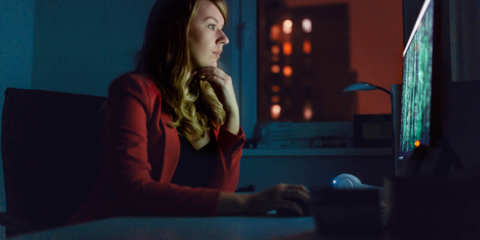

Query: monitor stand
[[402, 139, 462, 177], [401, 81, 480, 179]]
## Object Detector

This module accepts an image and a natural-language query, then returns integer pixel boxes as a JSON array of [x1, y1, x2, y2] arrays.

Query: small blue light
[[333, 180, 336, 184]]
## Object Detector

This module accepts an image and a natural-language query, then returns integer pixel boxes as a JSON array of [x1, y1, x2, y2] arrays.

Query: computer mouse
[[276, 196, 312, 217], [332, 174, 385, 201]]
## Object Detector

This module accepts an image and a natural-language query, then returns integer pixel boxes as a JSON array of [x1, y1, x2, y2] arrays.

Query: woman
[[67, 0, 310, 225]]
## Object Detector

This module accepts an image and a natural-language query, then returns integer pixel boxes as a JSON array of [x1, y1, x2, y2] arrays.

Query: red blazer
[[67, 73, 246, 225]]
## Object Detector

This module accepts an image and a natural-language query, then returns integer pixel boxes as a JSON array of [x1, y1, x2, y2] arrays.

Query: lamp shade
[[343, 83, 377, 92], [343, 82, 392, 97]]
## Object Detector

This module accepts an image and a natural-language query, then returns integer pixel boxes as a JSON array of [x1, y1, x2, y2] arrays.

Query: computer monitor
[[399, 0, 435, 160]]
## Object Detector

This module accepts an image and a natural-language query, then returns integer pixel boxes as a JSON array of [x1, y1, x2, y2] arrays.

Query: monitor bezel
[[399, 0, 435, 160], [403, 0, 432, 58]]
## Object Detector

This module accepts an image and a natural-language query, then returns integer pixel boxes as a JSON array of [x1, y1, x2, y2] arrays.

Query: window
[[258, 0, 357, 123], [223, 0, 402, 139]]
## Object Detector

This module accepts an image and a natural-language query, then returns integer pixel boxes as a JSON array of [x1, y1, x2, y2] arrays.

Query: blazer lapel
[[159, 107, 180, 183]]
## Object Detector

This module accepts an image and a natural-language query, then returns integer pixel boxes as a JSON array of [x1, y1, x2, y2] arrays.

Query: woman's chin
[[196, 61, 217, 69]]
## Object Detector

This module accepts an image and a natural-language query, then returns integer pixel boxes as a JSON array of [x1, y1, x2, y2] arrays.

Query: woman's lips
[[213, 52, 221, 59]]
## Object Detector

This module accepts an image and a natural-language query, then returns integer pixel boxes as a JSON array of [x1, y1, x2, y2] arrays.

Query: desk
[[10, 214, 315, 240], [9, 213, 396, 240]]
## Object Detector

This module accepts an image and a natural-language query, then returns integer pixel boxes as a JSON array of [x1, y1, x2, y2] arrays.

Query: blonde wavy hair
[[135, 0, 227, 141]]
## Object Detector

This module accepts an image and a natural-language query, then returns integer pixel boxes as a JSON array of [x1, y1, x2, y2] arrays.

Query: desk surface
[[242, 148, 392, 157], [11, 214, 315, 240], [9, 213, 398, 240]]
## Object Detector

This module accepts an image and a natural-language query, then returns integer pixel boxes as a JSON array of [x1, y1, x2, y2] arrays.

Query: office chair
[[0, 88, 106, 237]]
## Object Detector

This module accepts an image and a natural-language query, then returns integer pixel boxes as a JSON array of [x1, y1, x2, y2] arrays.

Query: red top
[[67, 73, 246, 225]]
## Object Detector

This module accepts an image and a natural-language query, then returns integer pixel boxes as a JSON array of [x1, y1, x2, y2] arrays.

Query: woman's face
[[188, 1, 229, 69]]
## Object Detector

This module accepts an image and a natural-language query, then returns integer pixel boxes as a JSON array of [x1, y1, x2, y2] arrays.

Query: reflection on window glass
[[271, 105, 281, 120], [271, 45, 280, 55], [283, 66, 292, 77], [303, 40, 311, 54], [283, 20, 293, 34], [303, 101, 313, 120], [258, 0, 358, 122], [283, 42, 292, 55], [271, 65, 280, 73], [271, 95, 280, 103], [270, 25, 281, 41], [302, 19, 312, 33], [272, 85, 280, 92]]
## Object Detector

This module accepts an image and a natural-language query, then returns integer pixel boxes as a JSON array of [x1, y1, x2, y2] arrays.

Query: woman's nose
[[218, 31, 229, 45]]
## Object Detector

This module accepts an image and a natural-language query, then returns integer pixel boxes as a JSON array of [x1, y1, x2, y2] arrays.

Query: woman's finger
[[201, 75, 225, 88], [285, 186, 311, 202], [299, 185, 310, 194], [281, 200, 303, 216], [289, 185, 309, 194], [212, 67, 229, 79], [196, 67, 215, 76], [197, 71, 219, 80], [197, 67, 229, 80]]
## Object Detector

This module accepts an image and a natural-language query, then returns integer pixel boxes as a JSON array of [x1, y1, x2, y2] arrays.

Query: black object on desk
[[385, 176, 480, 239], [311, 188, 383, 237], [276, 197, 312, 217], [276, 187, 323, 217], [353, 114, 393, 148]]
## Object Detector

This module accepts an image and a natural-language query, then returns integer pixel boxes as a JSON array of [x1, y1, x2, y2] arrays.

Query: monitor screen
[[399, 0, 434, 160]]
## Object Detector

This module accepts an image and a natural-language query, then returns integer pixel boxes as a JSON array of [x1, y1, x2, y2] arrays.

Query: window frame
[[224, 0, 257, 139]]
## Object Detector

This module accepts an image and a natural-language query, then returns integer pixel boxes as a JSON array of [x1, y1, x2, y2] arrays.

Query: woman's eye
[[208, 24, 216, 30]]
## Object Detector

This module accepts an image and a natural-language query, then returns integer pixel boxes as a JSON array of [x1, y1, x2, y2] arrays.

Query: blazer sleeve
[[103, 74, 222, 217], [211, 125, 247, 193]]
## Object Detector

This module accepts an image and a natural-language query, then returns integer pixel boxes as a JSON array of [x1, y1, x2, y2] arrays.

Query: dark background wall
[[449, 0, 480, 82], [31, 0, 156, 96], [0, 0, 156, 213], [0, 0, 35, 213]]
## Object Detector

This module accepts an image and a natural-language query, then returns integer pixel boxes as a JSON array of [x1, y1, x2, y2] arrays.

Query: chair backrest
[[0, 87, 107, 237]]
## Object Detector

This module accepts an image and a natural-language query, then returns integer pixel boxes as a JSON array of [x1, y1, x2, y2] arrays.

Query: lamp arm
[[376, 86, 393, 97], [358, 82, 392, 96]]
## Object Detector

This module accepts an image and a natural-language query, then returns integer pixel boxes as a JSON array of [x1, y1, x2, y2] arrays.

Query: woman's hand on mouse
[[195, 67, 238, 115], [242, 183, 311, 216]]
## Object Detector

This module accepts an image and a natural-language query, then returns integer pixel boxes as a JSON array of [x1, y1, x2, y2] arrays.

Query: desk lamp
[[343, 82, 400, 175], [342, 81, 394, 131], [343, 82, 392, 106]]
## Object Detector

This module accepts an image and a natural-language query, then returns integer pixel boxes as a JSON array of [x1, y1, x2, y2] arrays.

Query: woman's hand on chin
[[195, 66, 239, 115]]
